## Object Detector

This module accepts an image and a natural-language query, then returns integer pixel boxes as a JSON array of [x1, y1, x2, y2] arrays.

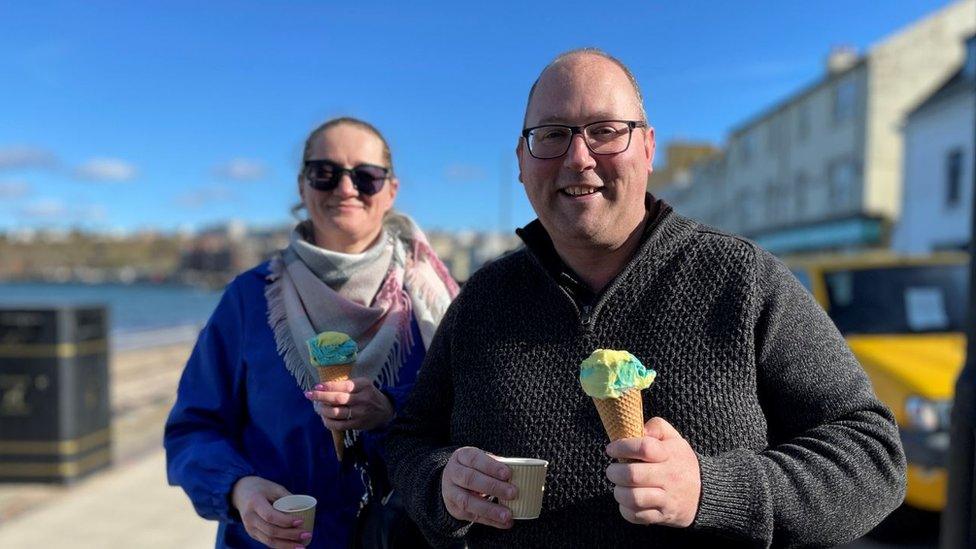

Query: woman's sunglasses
[[303, 159, 389, 196]]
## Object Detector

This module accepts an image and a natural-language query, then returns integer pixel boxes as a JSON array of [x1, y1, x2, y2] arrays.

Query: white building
[[892, 36, 976, 254], [659, 0, 975, 256]]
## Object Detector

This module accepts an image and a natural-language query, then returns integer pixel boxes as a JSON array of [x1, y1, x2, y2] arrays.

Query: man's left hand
[[605, 416, 701, 528]]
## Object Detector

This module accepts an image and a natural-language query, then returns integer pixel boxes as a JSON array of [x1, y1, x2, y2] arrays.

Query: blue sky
[[0, 0, 955, 234]]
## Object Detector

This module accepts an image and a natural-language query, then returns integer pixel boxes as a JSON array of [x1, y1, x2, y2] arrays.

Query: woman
[[165, 117, 459, 548]]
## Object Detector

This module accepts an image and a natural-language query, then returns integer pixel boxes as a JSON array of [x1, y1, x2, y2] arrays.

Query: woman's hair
[[292, 116, 394, 218], [298, 116, 394, 179]]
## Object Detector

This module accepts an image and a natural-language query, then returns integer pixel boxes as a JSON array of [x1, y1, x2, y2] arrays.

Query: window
[[946, 148, 963, 208], [824, 264, 967, 335], [966, 37, 976, 78], [738, 132, 756, 165], [794, 172, 808, 218], [828, 159, 859, 211], [832, 78, 857, 124], [796, 104, 810, 142]]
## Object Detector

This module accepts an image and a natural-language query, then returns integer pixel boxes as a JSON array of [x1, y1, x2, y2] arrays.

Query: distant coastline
[[0, 281, 222, 347]]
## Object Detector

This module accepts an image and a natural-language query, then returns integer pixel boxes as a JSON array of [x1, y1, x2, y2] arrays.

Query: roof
[[907, 67, 976, 119], [728, 57, 867, 138]]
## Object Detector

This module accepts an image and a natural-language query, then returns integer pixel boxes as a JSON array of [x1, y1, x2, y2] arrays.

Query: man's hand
[[441, 447, 518, 529], [605, 417, 701, 528], [305, 377, 394, 431], [231, 476, 312, 548]]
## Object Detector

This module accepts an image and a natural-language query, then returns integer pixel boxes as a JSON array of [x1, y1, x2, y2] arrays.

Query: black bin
[[0, 306, 111, 483]]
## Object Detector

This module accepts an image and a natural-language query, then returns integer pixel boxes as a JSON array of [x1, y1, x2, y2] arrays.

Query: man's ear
[[515, 138, 526, 184], [644, 126, 656, 174]]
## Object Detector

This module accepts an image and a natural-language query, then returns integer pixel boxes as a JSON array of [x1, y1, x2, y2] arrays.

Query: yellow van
[[787, 251, 966, 512]]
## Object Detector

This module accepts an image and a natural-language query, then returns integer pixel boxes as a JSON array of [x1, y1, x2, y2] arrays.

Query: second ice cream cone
[[306, 331, 359, 464]]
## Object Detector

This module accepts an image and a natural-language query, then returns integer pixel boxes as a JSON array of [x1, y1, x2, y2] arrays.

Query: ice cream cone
[[592, 389, 645, 463], [317, 362, 354, 461], [592, 388, 645, 441], [578, 349, 655, 463]]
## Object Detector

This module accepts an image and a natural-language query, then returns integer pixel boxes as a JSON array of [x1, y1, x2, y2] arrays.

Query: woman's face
[[300, 124, 398, 253]]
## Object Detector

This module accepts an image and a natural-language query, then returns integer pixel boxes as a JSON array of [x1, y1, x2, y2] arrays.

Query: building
[[647, 141, 720, 194], [892, 35, 976, 254], [659, 0, 975, 256]]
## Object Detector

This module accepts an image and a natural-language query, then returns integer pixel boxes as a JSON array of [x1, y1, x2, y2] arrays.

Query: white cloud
[[17, 199, 107, 223], [214, 158, 267, 181], [73, 158, 137, 182], [0, 180, 31, 199], [19, 198, 66, 219], [0, 146, 57, 170], [444, 163, 487, 182], [175, 185, 237, 209]]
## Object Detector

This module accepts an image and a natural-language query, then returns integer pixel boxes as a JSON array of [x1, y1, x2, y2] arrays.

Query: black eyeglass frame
[[302, 159, 391, 196], [520, 119, 648, 159]]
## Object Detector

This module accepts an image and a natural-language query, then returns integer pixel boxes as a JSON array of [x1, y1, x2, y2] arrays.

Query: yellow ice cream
[[579, 349, 656, 400]]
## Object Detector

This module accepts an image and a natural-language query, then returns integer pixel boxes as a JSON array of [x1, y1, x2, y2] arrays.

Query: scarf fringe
[[266, 256, 317, 391]]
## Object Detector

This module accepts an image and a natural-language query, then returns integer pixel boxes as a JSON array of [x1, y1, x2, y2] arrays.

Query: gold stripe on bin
[[0, 448, 111, 478], [0, 428, 111, 456], [0, 339, 108, 359]]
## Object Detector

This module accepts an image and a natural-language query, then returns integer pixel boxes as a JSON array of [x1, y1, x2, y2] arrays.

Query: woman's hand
[[305, 377, 395, 431], [231, 476, 312, 548]]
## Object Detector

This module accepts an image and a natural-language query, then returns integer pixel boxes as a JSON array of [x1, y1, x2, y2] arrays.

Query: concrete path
[[0, 449, 215, 548]]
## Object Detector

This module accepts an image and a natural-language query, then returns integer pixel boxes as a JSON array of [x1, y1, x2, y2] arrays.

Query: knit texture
[[386, 208, 906, 548]]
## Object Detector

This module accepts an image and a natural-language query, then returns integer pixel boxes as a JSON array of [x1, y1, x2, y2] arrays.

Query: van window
[[823, 264, 967, 334]]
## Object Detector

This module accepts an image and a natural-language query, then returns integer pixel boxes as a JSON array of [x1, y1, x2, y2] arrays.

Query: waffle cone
[[317, 362, 354, 462], [592, 389, 645, 462]]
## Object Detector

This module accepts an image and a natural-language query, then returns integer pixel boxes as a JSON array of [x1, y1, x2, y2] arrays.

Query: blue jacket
[[164, 263, 424, 548]]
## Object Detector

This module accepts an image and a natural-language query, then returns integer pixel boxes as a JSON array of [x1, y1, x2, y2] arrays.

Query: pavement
[[0, 449, 215, 548]]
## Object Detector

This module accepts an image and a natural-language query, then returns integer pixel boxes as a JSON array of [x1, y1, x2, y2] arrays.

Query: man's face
[[517, 55, 655, 249]]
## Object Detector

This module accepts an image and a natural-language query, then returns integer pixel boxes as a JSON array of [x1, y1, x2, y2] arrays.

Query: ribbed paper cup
[[273, 495, 316, 545], [492, 456, 548, 519]]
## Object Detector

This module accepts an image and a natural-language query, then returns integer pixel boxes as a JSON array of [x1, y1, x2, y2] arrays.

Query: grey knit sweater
[[385, 207, 906, 548]]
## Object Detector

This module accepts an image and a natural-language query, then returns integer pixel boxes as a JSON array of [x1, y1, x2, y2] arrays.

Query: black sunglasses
[[303, 159, 389, 196]]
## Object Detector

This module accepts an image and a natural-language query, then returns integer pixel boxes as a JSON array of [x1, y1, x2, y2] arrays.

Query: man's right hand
[[441, 447, 518, 529], [231, 476, 312, 548]]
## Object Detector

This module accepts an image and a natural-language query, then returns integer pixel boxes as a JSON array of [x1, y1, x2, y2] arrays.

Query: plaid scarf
[[265, 212, 459, 393]]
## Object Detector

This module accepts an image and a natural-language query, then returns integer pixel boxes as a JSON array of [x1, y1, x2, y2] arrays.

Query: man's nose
[[563, 133, 596, 171]]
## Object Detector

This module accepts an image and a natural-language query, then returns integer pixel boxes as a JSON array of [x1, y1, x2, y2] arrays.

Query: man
[[386, 49, 906, 547]]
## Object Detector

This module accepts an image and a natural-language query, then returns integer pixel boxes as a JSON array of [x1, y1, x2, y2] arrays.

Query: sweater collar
[[516, 193, 670, 303]]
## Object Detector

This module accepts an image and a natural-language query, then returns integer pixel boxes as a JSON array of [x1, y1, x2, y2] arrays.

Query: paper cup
[[492, 456, 549, 519], [273, 494, 316, 544]]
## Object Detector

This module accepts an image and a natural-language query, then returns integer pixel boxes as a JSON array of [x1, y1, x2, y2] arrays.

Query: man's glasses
[[521, 120, 647, 160], [303, 159, 390, 196]]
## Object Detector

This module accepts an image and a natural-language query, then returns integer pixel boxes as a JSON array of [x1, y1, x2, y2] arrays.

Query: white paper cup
[[273, 494, 316, 545], [492, 456, 549, 519]]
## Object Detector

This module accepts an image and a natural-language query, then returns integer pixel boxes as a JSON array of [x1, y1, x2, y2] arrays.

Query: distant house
[[892, 35, 976, 254], [658, 0, 975, 256]]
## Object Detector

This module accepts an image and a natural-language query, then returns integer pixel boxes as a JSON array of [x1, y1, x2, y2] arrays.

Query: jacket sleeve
[[164, 281, 257, 523], [384, 297, 470, 546], [691, 247, 907, 547]]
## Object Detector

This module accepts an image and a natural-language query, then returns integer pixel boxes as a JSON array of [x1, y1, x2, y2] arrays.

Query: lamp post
[[939, 80, 976, 548]]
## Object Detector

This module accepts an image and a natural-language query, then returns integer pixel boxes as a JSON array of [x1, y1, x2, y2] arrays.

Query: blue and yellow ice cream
[[307, 331, 358, 367], [579, 349, 655, 400]]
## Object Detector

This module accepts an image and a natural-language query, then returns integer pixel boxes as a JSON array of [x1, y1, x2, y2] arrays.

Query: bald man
[[386, 49, 905, 548]]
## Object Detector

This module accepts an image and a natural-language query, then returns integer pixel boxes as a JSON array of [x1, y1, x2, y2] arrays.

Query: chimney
[[826, 45, 858, 75]]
